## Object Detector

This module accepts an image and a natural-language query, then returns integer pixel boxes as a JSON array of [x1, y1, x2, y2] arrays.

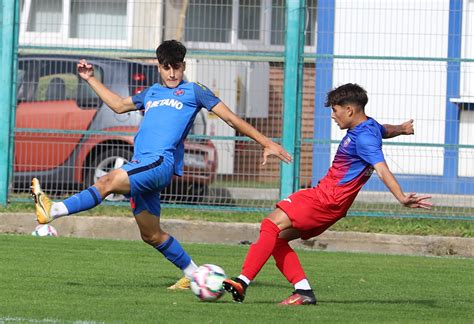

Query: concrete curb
[[1, 213, 472, 257]]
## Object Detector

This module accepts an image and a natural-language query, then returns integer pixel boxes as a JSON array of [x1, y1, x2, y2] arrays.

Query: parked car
[[14, 54, 217, 202]]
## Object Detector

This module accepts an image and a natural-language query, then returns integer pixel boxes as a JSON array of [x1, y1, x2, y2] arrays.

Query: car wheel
[[86, 147, 132, 202]]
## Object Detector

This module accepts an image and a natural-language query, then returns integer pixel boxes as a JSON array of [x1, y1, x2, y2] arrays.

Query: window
[[18, 58, 102, 107], [17, 60, 40, 103], [183, 0, 317, 51], [185, 0, 232, 42], [27, 0, 62, 33], [77, 76, 102, 108], [271, 0, 285, 45], [19, 0, 132, 47], [36, 61, 79, 102], [238, 0, 261, 40], [305, 0, 318, 47], [70, 0, 127, 40], [271, 0, 317, 46], [38, 74, 75, 101], [16, 69, 27, 102]]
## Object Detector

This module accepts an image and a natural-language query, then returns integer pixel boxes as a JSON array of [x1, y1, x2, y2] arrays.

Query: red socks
[[241, 218, 281, 280], [241, 218, 307, 285], [272, 237, 307, 285]]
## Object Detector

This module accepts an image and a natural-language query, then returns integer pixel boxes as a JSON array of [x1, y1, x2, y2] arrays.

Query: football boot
[[279, 289, 317, 305], [168, 276, 191, 290], [222, 277, 247, 302], [31, 178, 53, 224]]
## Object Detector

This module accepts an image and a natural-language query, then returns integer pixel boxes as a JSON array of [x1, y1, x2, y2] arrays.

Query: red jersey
[[318, 117, 386, 216], [277, 118, 386, 238]]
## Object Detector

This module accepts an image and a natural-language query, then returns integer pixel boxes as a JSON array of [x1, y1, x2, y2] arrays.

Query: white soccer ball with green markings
[[190, 264, 226, 301], [31, 224, 58, 237]]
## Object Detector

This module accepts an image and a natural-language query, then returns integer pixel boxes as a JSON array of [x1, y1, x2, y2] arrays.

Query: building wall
[[332, 0, 450, 176], [234, 63, 315, 186]]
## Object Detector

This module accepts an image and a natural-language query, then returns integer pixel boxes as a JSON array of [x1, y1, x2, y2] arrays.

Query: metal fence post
[[0, 0, 19, 206], [280, 0, 306, 200], [444, 0, 462, 191], [313, 0, 335, 186]]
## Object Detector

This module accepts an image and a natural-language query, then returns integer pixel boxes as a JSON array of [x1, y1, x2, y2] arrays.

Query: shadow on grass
[[250, 281, 289, 289], [62, 275, 182, 289], [242, 299, 439, 307], [322, 299, 438, 307]]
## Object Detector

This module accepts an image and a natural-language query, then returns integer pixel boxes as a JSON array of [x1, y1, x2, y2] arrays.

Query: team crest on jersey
[[174, 88, 185, 96], [343, 137, 351, 147]]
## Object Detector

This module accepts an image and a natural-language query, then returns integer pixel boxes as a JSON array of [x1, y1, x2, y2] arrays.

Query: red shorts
[[276, 187, 345, 240]]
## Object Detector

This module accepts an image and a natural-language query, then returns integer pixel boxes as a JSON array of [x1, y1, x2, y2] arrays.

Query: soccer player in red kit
[[223, 83, 432, 305]]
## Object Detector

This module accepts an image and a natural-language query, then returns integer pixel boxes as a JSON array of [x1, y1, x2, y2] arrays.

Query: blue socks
[[155, 236, 191, 270], [63, 186, 102, 215], [63, 188, 192, 272]]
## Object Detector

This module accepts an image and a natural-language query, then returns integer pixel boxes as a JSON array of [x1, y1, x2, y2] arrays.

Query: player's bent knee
[[140, 233, 154, 245], [140, 230, 168, 246], [266, 208, 292, 230], [95, 169, 129, 196], [94, 174, 115, 193]]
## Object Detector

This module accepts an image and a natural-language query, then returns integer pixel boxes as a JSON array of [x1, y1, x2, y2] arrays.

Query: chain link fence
[[3, 0, 473, 220]]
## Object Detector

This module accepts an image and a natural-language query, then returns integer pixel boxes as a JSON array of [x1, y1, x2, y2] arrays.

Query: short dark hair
[[155, 40, 187, 68], [325, 83, 368, 110]]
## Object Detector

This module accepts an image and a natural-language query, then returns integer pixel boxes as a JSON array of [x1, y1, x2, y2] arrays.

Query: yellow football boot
[[167, 276, 191, 290], [30, 178, 53, 224]]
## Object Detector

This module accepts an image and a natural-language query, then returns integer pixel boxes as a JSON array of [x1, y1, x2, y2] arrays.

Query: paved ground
[[1, 213, 472, 258]]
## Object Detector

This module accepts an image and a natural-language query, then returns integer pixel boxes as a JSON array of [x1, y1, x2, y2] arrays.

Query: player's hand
[[77, 59, 94, 80], [401, 119, 414, 135], [400, 193, 432, 209], [262, 142, 292, 165]]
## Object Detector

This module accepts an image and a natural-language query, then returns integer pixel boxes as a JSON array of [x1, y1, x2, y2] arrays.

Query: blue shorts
[[121, 155, 174, 217]]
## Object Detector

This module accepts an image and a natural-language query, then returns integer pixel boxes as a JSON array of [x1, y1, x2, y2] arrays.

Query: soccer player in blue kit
[[31, 40, 292, 289]]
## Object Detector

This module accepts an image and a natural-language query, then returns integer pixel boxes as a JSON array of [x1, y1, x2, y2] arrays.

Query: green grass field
[[0, 235, 472, 323]]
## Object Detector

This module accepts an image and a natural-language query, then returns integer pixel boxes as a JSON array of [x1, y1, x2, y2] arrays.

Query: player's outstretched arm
[[373, 161, 432, 209], [383, 119, 414, 139], [211, 102, 292, 165], [77, 59, 136, 114]]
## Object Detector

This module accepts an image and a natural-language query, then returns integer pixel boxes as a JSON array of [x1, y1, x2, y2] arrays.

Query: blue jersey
[[332, 117, 386, 185], [317, 117, 386, 215], [131, 81, 220, 176]]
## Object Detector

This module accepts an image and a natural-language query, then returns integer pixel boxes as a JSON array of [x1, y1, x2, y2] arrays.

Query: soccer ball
[[31, 224, 58, 237], [190, 264, 226, 302]]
